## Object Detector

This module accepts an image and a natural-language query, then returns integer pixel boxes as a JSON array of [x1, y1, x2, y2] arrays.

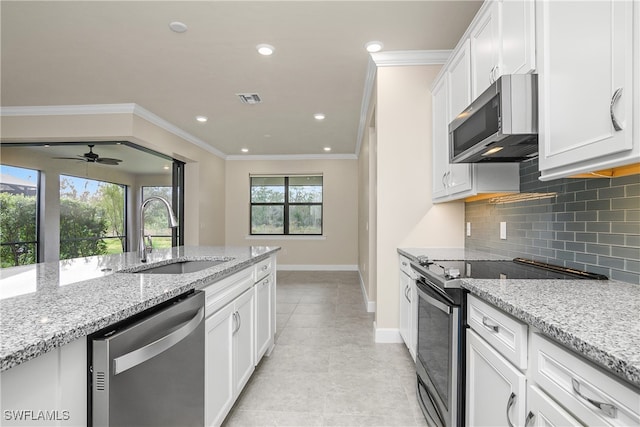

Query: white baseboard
[[358, 270, 376, 313], [373, 322, 403, 343], [277, 264, 358, 271]]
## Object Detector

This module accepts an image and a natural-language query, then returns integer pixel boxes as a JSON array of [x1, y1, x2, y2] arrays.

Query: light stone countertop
[[398, 247, 640, 389], [0, 245, 280, 372]]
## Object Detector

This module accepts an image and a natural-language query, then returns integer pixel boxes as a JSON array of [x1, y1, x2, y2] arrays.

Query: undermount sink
[[134, 259, 227, 274]]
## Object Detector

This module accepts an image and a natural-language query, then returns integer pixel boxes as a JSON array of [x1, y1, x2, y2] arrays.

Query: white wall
[[372, 65, 465, 337], [225, 158, 358, 268]]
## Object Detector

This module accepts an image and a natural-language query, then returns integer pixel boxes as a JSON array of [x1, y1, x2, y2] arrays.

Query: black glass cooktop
[[421, 258, 608, 281]]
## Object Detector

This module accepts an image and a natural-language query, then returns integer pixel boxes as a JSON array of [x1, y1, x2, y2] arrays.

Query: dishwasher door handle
[[113, 307, 204, 375]]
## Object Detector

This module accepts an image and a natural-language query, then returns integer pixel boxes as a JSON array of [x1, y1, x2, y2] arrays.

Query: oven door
[[415, 279, 461, 427]]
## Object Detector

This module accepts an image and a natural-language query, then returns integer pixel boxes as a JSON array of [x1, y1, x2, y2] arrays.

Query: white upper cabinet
[[431, 1, 523, 203], [537, 0, 637, 180], [470, 2, 500, 97], [471, 0, 536, 98]]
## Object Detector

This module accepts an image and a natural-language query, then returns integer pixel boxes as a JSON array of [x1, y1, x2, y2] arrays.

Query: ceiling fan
[[53, 144, 122, 166]]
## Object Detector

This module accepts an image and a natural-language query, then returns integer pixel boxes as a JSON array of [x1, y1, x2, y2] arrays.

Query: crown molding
[[0, 103, 226, 159], [370, 49, 452, 67], [226, 153, 357, 161]]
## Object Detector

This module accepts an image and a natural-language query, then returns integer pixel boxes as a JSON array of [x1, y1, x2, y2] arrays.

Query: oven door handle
[[419, 290, 451, 314]]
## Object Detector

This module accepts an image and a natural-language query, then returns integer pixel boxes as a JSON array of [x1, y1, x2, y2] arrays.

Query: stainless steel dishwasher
[[89, 290, 205, 427]]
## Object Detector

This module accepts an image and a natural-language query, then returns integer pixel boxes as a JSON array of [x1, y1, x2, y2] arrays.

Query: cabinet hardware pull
[[524, 411, 535, 427], [610, 88, 623, 131], [262, 265, 268, 271], [232, 312, 240, 334], [236, 311, 242, 332], [442, 172, 448, 189], [506, 392, 516, 427], [482, 316, 499, 332], [571, 378, 618, 418], [405, 286, 411, 303], [402, 261, 407, 267]]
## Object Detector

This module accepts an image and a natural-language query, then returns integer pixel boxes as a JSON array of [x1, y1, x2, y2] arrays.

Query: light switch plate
[[500, 222, 507, 240]]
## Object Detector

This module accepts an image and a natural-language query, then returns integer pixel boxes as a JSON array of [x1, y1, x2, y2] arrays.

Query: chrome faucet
[[139, 196, 178, 262]]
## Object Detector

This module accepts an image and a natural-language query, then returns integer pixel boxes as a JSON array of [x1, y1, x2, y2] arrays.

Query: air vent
[[236, 93, 262, 104], [95, 371, 105, 391]]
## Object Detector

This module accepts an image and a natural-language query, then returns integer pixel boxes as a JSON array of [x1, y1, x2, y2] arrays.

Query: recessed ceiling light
[[44, 144, 50, 148], [163, 165, 170, 170], [323, 147, 332, 152], [196, 115, 208, 123], [169, 21, 188, 33], [256, 44, 275, 56], [241, 148, 249, 153], [365, 41, 384, 53], [314, 113, 326, 120]]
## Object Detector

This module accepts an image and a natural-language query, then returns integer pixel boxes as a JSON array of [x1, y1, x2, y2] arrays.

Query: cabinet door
[[466, 329, 527, 427], [233, 288, 255, 396], [399, 270, 411, 351], [527, 384, 584, 427], [470, 2, 499, 97], [431, 75, 450, 200], [255, 274, 273, 363], [446, 40, 473, 196], [537, 0, 634, 175], [205, 304, 235, 427], [500, 0, 536, 76]]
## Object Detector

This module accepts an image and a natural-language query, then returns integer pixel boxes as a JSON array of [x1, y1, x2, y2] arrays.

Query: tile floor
[[222, 271, 429, 427]]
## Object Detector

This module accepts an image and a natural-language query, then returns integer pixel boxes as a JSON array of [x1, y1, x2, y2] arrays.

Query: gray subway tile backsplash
[[465, 158, 640, 284]]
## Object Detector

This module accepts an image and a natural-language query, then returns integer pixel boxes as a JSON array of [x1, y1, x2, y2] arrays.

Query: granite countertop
[[0, 245, 280, 372], [398, 247, 640, 389]]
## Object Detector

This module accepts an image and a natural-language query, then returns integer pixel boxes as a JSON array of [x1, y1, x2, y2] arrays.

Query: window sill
[[245, 235, 327, 241]]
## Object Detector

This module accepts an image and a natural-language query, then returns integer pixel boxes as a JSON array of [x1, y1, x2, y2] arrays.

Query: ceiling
[[0, 1, 481, 158]]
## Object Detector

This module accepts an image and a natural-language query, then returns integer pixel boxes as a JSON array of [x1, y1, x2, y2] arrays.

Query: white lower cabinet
[[254, 273, 274, 362], [205, 287, 255, 427], [467, 295, 640, 427], [527, 384, 583, 427], [0, 337, 86, 427], [398, 256, 417, 361], [466, 329, 527, 426], [205, 303, 235, 427], [530, 332, 640, 426]]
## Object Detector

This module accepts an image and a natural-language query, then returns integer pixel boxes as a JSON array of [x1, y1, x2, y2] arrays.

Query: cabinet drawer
[[399, 255, 413, 276], [467, 295, 528, 369], [203, 269, 253, 317], [254, 257, 273, 282], [531, 333, 640, 426]]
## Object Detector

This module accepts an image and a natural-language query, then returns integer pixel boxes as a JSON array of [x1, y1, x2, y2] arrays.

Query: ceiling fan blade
[[96, 158, 122, 165], [52, 156, 88, 161]]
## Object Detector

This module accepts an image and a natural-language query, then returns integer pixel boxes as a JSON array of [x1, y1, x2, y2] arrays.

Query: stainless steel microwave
[[449, 74, 538, 163]]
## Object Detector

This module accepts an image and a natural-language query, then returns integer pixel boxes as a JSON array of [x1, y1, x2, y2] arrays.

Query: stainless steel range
[[409, 256, 607, 427]]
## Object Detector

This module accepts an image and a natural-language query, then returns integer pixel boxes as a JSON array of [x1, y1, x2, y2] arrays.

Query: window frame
[[0, 165, 41, 266], [58, 174, 128, 259], [249, 175, 323, 236]]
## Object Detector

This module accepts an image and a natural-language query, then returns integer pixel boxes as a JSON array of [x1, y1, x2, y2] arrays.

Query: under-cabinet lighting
[[489, 192, 557, 204]]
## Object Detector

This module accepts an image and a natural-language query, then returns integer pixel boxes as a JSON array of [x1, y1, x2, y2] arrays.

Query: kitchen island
[[0, 246, 279, 426]]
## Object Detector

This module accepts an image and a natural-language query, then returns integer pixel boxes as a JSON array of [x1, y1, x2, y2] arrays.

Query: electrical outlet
[[500, 222, 507, 240], [466, 222, 471, 237]]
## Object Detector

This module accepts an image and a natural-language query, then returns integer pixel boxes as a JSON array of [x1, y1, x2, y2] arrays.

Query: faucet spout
[[139, 196, 178, 262]]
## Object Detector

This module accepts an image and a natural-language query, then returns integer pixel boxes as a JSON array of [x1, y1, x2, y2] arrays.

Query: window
[[59, 175, 126, 260], [250, 175, 323, 235], [0, 165, 39, 267], [142, 186, 173, 249]]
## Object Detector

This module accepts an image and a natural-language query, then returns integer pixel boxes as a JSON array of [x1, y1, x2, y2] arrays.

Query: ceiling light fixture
[[314, 113, 326, 120], [241, 148, 249, 153], [256, 44, 275, 56], [196, 115, 208, 123], [365, 41, 384, 53], [169, 21, 188, 33], [323, 147, 331, 152], [163, 165, 170, 170]]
